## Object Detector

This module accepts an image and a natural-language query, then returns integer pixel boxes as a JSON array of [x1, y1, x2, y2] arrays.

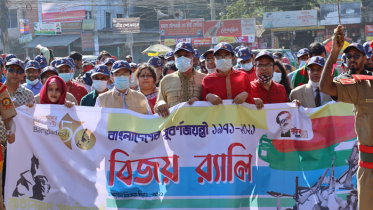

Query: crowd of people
[[0, 40, 371, 123], [0, 34, 372, 207]]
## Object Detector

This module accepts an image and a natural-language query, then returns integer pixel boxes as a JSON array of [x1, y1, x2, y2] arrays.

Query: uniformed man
[[0, 81, 17, 210], [95, 60, 152, 115], [320, 25, 373, 210], [334, 43, 373, 80], [0, 59, 18, 210]]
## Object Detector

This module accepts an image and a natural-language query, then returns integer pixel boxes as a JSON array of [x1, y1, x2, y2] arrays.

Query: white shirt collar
[[114, 88, 129, 97]]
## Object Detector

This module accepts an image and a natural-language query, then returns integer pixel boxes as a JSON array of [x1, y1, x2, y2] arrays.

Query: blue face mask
[[114, 76, 130, 90], [59, 73, 72, 83], [26, 78, 40, 86]]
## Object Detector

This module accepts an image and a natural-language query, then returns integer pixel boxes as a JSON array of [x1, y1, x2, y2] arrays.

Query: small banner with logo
[[5, 101, 358, 209]]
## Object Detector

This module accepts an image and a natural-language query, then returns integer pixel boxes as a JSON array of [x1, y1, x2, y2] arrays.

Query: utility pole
[[0, 0, 9, 53], [210, 0, 216, 20], [91, 0, 99, 56]]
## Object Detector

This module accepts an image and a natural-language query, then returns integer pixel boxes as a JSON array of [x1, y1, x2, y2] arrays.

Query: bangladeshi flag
[[257, 102, 357, 171]]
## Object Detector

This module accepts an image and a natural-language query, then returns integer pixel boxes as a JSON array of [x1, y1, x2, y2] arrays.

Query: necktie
[[315, 88, 321, 107]]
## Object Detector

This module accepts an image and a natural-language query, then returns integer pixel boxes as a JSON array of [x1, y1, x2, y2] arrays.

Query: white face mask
[[26, 78, 40, 86], [299, 60, 307, 68], [206, 67, 216, 74], [308, 78, 320, 88], [175, 56, 193, 72], [215, 59, 232, 72], [241, 63, 253, 71], [166, 61, 175, 64], [93, 80, 108, 92], [272, 72, 282, 83]]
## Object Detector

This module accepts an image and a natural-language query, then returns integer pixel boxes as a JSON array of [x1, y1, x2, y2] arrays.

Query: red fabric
[[112, 56, 118, 61], [359, 145, 373, 154], [352, 74, 373, 81], [202, 70, 254, 104], [148, 97, 157, 114], [360, 161, 373, 169], [250, 80, 288, 104], [83, 65, 94, 73], [237, 67, 257, 82], [0, 83, 6, 93], [40, 76, 67, 104], [66, 80, 88, 105]]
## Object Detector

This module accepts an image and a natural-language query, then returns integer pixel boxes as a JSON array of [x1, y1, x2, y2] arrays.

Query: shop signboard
[[19, 19, 29, 34], [42, 2, 85, 23], [82, 19, 95, 31], [263, 10, 317, 29], [81, 31, 94, 51], [160, 19, 204, 39], [366, 25, 373, 41], [204, 19, 255, 37], [61, 22, 82, 35], [320, 2, 361, 25], [34, 22, 61, 35], [112, 18, 140, 34]]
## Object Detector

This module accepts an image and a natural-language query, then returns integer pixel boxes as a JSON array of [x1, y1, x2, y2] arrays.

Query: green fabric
[[291, 64, 339, 88], [360, 151, 373, 163], [80, 90, 99, 107]]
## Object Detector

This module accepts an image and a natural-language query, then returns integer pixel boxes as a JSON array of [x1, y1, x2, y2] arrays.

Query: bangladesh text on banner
[[5, 101, 358, 209]]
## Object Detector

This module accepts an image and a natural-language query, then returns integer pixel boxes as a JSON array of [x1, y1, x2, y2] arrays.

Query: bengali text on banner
[[5, 101, 358, 210]]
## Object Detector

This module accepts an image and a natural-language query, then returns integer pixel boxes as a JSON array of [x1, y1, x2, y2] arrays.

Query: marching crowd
[[0, 31, 372, 207], [1, 40, 371, 116]]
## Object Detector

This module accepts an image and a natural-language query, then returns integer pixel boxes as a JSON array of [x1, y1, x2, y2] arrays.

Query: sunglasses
[[346, 54, 361, 60], [7, 67, 24, 75]]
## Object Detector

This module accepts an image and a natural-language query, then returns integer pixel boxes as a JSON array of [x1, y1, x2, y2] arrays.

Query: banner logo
[[33, 113, 96, 151], [58, 113, 96, 150]]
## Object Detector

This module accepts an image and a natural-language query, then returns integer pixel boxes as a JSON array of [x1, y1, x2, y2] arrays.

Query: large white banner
[[5, 101, 358, 209], [262, 10, 318, 29], [41, 2, 85, 23]]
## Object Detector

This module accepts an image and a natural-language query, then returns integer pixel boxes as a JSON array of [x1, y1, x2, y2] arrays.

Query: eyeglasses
[[215, 54, 232, 60], [346, 54, 361, 60], [25, 69, 39, 75], [205, 58, 215, 63], [139, 74, 153, 79], [7, 67, 24, 75], [256, 63, 273, 69], [113, 72, 131, 77]]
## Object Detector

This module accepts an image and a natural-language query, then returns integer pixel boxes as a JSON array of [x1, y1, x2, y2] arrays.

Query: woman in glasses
[[136, 63, 158, 114]]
